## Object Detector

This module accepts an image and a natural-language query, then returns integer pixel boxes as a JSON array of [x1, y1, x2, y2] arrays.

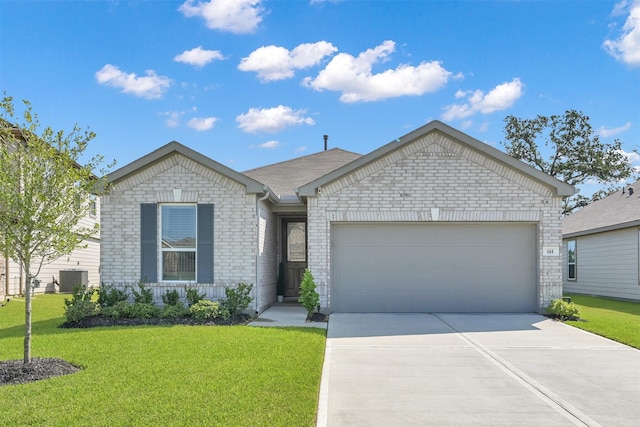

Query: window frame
[[567, 239, 577, 281], [159, 203, 197, 283]]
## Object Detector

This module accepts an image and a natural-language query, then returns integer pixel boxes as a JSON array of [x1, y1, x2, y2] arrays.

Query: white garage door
[[331, 222, 537, 313]]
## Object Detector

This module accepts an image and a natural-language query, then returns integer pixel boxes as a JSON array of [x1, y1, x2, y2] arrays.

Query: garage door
[[331, 222, 537, 313]]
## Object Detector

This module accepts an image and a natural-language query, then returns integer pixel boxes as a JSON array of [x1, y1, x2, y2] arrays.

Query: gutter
[[255, 188, 271, 314]]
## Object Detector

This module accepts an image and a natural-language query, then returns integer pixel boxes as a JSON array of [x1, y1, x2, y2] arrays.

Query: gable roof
[[107, 141, 267, 195], [298, 120, 576, 198], [563, 180, 640, 237], [243, 148, 362, 199]]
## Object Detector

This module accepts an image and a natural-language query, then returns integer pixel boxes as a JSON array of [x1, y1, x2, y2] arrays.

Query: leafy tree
[[0, 95, 111, 363], [501, 110, 636, 214]]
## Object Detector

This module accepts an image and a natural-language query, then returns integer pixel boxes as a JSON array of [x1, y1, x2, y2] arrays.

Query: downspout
[[255, 188, 270, 314]]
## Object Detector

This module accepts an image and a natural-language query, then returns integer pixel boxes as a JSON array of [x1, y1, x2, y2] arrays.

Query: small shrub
[[126, 303, 160, 319], [64, 284, 98, 322], [221, 283, 253, 318], [546, 299, 581, 320], [160, 301, 190, 319], [100, 301, 131, 319], [161, 289, 180, 307], [185, 287, 206, 307], [298, 269, 320, 316], [190, 300, 226, 321], [131, 282, 154, 304], [97, 283, 129, 308]]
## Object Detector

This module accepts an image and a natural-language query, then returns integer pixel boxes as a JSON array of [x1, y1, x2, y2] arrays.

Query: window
[[161, 205, 196, 281], [89, 196, 97, 218], [567, 240, 576, 280], [287, 222, 306, 262]]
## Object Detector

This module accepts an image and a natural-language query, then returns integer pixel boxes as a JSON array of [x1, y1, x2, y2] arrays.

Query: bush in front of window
[[185, 287, 206, 307], [160, 301, 190, 319], [190, 300, 229, 321], [131, 282, 154, 305], [546, 299, 581, 321], [161, 289, 181, 307], [221, 283, 253, 318], [101, 301, 160, 319], [97, 283, 129, 308]]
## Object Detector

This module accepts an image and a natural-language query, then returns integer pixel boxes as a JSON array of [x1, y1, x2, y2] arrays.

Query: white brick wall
[[101, 154, 258, 304], [307, 132, 564, 312]]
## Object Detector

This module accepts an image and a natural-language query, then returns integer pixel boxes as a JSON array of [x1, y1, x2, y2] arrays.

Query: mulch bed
[[60, 313, 252, 328], [0, 358, 81, 387]]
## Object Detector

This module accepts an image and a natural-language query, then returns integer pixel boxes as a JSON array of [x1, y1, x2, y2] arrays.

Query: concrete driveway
[[317, 313, 640, 426]]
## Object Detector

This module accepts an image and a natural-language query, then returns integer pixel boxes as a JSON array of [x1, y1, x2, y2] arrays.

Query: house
[[100, 120, 574, 313], [0, 125, 101, 297], [562, 182, 640, 301]]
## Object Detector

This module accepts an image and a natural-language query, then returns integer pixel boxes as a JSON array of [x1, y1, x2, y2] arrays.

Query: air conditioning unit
[[59, 270, 88, 293]]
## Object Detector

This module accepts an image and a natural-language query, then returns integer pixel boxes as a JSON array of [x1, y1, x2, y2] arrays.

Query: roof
[[243, 148, 362, 198], [563, 180, 640, 238], [107, 141, 268, 195], [298, 120, 576, 198]]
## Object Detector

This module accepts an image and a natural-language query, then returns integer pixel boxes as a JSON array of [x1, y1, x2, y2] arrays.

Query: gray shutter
[[197, 204, 214, 283], [140, 203, 157, 283]]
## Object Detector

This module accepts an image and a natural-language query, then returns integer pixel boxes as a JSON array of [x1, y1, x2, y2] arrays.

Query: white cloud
[[603, 0, 640, 66], [187, 116, 218, 131], [256, 140, 281, 149], [160, 111, 185, 128], [441, 78, 524, 121], [174, 46, 224, 67], [294, 146, 307, 153], [239, 41, 337, 81], [95, 64, 172, 99], [236, 105, 315, 133], [599, 121, 632, 137], [303, 40, 454, 102], [178, 0, 264, 34]]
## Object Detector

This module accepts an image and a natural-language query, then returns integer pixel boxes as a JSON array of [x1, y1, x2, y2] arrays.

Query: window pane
[[162, 205, 196, 248], [287, 222, 306, 262], [567, 241, 576, 263], [568, 264, 576, 280], [162, 251, 196, 281]]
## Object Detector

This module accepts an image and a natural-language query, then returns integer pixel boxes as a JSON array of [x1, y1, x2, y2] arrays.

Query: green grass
[[0, 294, 326, 426], [565, 293, 640, 349]]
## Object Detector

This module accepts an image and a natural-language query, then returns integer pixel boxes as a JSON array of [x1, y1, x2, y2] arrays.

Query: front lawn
[[565, 293, 640, 349], [0, 294, 326, 426]]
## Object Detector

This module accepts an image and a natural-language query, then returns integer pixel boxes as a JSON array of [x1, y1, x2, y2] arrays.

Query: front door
[[282, 218, 307, 298]]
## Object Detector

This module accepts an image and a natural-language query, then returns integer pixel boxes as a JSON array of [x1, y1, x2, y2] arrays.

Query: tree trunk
[[23, 274, 32, 364]]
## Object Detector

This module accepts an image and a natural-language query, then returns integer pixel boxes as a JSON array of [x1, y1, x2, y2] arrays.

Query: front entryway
[[282, 218, 307, 298]]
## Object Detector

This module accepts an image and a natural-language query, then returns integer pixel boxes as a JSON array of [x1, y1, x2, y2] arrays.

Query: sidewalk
[[249, 303, 328, 329]]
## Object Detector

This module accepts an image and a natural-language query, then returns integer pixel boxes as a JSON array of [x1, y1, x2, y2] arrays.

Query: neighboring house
[[100, 120, 574, 314], [562, 182, 640, 301], [0, 125, 101, 297]]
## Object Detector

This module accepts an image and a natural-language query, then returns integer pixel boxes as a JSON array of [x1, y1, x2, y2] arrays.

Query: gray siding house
[[563, 182, 640, 301], [101, 121, 574, 313]]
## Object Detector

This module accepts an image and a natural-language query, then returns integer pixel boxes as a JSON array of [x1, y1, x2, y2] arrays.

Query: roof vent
[[628, 187, 634, 197], [323, 134, 328, 151]]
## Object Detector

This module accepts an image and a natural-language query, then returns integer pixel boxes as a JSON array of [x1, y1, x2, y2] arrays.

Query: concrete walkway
[[249, 303, 328, 329], [317, 313, 640, 427]]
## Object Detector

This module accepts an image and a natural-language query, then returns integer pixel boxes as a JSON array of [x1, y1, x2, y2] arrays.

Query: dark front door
[[282, 218, 307, 298]]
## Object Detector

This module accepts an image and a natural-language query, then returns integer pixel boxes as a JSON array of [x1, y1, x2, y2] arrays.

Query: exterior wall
[[563, 228, 640, 300], [256, 199, 277, 311], [101, 154, 258, 306], [3, 198, 101, 295], [307, 131, 565, 312]]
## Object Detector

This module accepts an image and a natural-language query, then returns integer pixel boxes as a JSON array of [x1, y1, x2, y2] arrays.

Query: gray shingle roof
[[243, 148, 362, 198], [563, 180, 640, 237]]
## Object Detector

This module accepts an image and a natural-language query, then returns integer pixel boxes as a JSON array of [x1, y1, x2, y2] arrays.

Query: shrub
[[161, 289, 180, 307], [221, 283, 253, 318], [298, 269, 320, 316], [131, 282, 154, 304], [63, 284, 98, 322], [160, 301, 190, 319], [546, 299, 581, 320], [97, 283, 129, 308], [126, 303, 160, 319], [100, 301, 131, 319], [185, 287, 206, 307], [190, 300, 227, 321]]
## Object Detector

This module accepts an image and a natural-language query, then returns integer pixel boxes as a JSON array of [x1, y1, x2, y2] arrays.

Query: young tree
[[0, 95, 111, 363], [501, 110, 636, 214]]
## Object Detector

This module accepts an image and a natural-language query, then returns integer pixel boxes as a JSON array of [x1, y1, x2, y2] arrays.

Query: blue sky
[[1, 0, 639, 195]]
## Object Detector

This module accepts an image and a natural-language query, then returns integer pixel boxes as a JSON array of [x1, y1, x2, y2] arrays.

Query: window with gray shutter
[[140, 203, 158, 283]]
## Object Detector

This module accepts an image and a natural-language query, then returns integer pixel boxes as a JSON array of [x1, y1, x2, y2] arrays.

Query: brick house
[[101, 121, 574, 313]]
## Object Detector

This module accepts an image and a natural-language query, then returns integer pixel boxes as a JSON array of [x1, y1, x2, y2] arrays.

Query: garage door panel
[[331, 223, 537, 313]]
